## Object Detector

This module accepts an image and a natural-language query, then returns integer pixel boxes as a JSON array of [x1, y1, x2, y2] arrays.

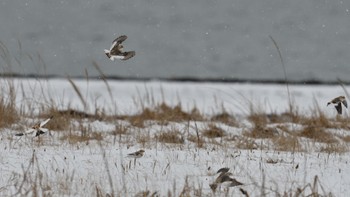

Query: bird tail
[[104, 49, 112, 60]]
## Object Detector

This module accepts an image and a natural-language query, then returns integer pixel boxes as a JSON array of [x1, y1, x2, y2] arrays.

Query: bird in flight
[[209, 167, 243, 192], [15, 116, 53, 137], [127, 149, 145, 158], [327, 96, 347, 114], [104, 35, 135, 61]]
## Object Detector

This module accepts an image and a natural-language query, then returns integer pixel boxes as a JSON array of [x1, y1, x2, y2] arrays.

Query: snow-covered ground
[[1, 78, 350, 196]]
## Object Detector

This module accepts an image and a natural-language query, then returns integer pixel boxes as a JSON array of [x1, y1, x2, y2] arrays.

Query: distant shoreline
[[0, 73, 346, 85]]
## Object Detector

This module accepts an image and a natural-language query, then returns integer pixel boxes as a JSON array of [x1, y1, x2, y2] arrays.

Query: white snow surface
[[0, 78, 350, 196]]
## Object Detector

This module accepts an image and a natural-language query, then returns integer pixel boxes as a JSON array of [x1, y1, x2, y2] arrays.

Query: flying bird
[[209, 167, 243, 192], [127, 149, 145, 158], [327, 96, 347, 114], [15, 116, 53, 137], [104, 35, 135, 61]]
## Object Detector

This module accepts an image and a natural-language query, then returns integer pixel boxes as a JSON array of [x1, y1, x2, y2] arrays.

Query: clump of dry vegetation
[[202, 124, 226, 138], [60, 131, 103, 144], [127, 103, 203, 127], [244, 125, 278, 139], [0, 82, 19, 128], [272, 135, 302, 152], [297, 125, 337, 144], [156, 128, 184, 144], [211, 111, 238, 127]]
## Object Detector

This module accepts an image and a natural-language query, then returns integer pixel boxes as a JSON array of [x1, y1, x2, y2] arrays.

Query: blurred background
[[1, 0, 350, 82]]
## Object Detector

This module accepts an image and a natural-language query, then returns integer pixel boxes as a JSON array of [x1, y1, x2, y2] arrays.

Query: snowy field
[[1, 78, 350, 196]]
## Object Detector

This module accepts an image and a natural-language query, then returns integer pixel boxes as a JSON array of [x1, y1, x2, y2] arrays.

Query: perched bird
[[15, 116, 53, 137], [127, 149, 145, 158], [209, 167, 243, 192], [104, 35, 135, 61], [327, 96, 347, 114]]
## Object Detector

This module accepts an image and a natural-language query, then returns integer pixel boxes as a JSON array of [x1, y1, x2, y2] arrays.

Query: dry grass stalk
[[66, 76, 87, 110]]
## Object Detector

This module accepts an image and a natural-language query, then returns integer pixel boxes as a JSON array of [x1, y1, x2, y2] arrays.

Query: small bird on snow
[[15, 116, 53, 137], [104, 35, 135, 61], [327, 96, 347, 114], [127, 149, 145, 158]]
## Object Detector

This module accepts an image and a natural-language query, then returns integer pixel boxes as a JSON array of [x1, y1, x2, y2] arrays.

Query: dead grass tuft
[[248, 113, 268, 127], [60, 132, 103, 144], [266, 111, 300, 123], [211, 112, 238, 127], [202, 124, 226, 138], [157, 129, 184, 144], [244, 125, 278, 139], [127, 102, 203, 127], [235, 137, 259, 150], [136, 134, 151, 146], [42, 107, 71, 131], [297, 126, 337, 143], [301, 113, 333, 129], [0, 97, 19, 128], [319, 143, 347, 153], [0, 82, 19, 128], [341, 135, 350, 143], [272, 135, 302, 152]]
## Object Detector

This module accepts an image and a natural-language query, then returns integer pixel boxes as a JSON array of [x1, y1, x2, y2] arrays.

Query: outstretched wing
[[217, 167, 230, 174], [110, 35, 127, 50], [113, 35, 127, 45], [335, 103, 342, 114], [342, 100, 348, 108], [121, 51, 135, 60], [40, 116, 53, 127], [15, 128, 36, 136]]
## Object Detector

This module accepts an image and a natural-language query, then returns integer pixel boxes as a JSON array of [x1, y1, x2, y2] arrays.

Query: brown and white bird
[[209, 167, 243, 192], [15, 116, 53, 137], [127, 149, 145, 158], [104, 35, 135, 61], [327, 96, 347, 114]]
